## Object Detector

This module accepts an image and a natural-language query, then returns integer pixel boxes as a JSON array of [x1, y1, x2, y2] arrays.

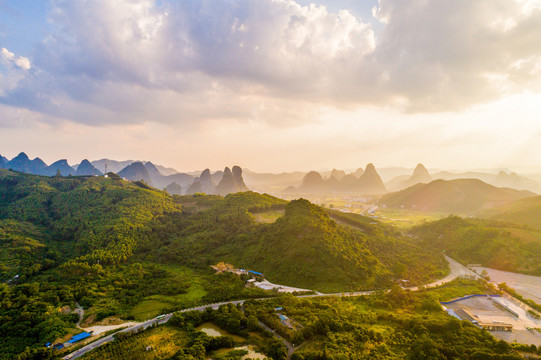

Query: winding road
[[63, 254, 474, 359]]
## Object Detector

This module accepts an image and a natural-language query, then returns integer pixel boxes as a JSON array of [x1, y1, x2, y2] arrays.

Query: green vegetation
[[0, 170, 449, 358], [83, 304, 283, 360], [483, 195, 541, 231], [80, 325, 193, 360], [0, 219, 48, 280], [498, 283, 541, 314], [153, 197, 446, 292], [0, 172, 261, 358], [379, 178, 533, 214], [81, 279, 528, 360], [245, 280, 522, 359], [376, 208, 447, 229], [412, 216, 541, 276]]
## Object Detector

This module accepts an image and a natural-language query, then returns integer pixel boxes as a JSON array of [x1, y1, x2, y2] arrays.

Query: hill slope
[[0, 171, 447, 358], [379, 178, 534, 213], [411, 216, 541, 275], [0, 169, 182, 358], [483, 195, 541, 230], [157, 195, 446, 292]]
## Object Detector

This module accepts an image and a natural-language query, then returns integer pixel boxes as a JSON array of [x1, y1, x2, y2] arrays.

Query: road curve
[[64, 254, 469, 359]]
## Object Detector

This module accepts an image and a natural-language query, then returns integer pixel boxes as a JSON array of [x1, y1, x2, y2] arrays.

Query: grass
[[420, 278, 494, 302], [130, 265, 208, 321], [377, 208, 447, 229], [130, 300, 176, 321], [252, 210, 285, 223]]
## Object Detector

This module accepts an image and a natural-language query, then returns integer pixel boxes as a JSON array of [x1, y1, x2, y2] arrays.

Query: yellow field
[[253, 210, 285, 223]]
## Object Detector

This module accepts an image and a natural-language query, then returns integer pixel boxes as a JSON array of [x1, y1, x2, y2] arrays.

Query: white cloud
[[1, 0, 541, 128], [1, 47, 31, 70], [0, 47, 31, 96]]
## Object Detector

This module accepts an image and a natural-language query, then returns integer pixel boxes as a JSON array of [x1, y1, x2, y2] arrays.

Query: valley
[[4, 1, 541, 358], [1, 165, 541, 359]]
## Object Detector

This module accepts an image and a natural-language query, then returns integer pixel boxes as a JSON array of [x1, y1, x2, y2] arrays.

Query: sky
[[1, 0, 541, 173]]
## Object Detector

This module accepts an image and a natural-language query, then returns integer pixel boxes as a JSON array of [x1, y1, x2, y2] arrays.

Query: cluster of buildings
[[46, 331, 92, 351], [441, 295, 515, 331]]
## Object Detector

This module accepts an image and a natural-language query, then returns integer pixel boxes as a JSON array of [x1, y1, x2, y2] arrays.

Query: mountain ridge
[[380, 178, 535, 213]]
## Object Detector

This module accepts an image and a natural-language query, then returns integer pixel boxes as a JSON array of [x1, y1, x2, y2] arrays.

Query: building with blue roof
[[67, 331, 92, 344]]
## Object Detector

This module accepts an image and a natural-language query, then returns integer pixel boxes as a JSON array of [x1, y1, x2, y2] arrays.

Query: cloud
[[0, 47, 31, 96], [371, 0, 541, 111], [1, 48, 31, 70], [1, 0, 541, 128]]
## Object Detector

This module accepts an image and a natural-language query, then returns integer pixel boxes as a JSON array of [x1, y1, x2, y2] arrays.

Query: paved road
[[64, 255, 469, 359], [408, 254, 481, 291], [63, 301, 245, 359]]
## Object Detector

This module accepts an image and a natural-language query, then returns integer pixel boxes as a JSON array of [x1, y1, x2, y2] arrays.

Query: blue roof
[[248, 270, 263, 276], [67, 332, 91, 343], [445, 309, 461, 320], [279, 315, 288, 320], [275, 307, 283, 311]]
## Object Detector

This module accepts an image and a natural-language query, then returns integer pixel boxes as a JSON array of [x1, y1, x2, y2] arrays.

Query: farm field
[[80, 326, 189, 360], [376, 208, 448, 228]]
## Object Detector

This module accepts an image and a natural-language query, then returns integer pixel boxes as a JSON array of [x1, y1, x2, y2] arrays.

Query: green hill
[[0, 170, 182, 358], [379, 178, 534, 214], [0, 170, 446, 358], [411, 216, 541, 275], [483, 195, 541, 230], [0, 169, 178, 265], [154, 196, 446, 292]]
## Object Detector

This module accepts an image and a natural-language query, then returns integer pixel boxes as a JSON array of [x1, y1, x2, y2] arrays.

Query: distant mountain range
[[0, 152, 250, 196], [430, 170, 541, 194], [2, 152, 539, 197], [284, 163, 387, 195], [0, 152, 85, 177], [379, 178, 535, 213]]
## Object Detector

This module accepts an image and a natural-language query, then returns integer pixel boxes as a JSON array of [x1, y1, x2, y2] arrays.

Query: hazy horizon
[[1, 0, 541, 173], [3, 149, 541, 177]]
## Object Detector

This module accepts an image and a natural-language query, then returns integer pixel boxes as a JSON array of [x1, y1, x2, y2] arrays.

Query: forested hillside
[[483, 195, 541, 230], [379, 178, 534, 214], [80, 279, 530, 360], [150, 196, 447, 292], [0, 170, 185, 358], [411, 216, 541, 275], [0, 170, 446, 358]]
